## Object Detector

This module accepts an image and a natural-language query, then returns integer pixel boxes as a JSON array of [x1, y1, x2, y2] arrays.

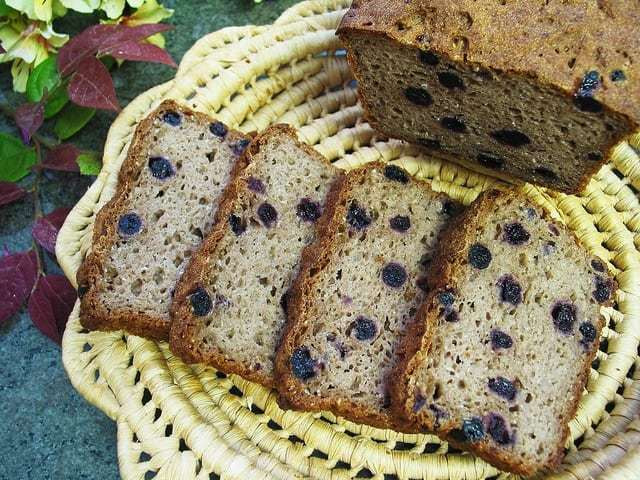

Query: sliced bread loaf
[[274, 163, 458, 431], [337, 0, 638, 193], [169, 125, 342, 387], [77, 100, 250, 340], [392, 190, 616, 475]]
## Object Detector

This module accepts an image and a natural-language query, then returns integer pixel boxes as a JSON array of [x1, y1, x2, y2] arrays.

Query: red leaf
[[0, 250, 38, 325], [15, 101, 45, 143], [28, 274, 76, 344], [0, 182, 27, 206], [41, 144, 81, 172], [58, 23, 172, 76], [68, 56, 119, 111], [32, 207, 72, 253], [102, 41, 177, 67]]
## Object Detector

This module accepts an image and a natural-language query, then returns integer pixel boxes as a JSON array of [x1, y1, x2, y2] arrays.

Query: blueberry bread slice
[[77, 100, 250, 340], [274, 163, 459, 431], [337, 1, 638, 193], [169, 125, 342, 387], [392, 191, 616, 474]]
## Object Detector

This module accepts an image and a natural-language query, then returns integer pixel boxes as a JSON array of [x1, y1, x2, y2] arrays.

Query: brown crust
[[76, 100, 249, 340], [336, 4, 638, 194], [390, 189, 615, 475], [169, 124, 343, 389], [274, 162, 454, 433]]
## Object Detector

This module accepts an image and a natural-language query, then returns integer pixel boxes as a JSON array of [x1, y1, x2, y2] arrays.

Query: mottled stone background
[[0, 2, 299, 478]]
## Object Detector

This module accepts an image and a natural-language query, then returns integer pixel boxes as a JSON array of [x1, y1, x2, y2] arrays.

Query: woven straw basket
[[56, 1, 640, 479]]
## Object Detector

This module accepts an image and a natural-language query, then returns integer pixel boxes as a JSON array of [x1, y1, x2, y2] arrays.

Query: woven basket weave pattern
[[57, 1, 640, 478]]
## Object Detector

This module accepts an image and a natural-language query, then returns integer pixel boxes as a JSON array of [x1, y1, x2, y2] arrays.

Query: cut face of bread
[[393, 191, 615, 475], [77, 100, 250, 339], [275, 163, 458, 431], [169, 125, 342, 387], [338, 1, 638, 193]]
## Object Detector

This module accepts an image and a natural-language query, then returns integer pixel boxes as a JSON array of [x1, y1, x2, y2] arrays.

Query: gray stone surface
[[0, 2, 299, 479]]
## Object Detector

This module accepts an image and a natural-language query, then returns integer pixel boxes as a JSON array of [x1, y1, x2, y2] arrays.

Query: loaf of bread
[[392, 190, 615, 475], [169, 125, 342, 387], [77, 100, 250, 339], [275, 163, 458, 431], [337, 1, 639, 193]]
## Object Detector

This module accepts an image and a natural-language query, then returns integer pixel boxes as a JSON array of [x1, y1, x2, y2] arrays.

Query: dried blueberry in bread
[[275, 163, 457, 431], [169, 125, 342, 388], [392, 190, 615, 475], [77, 100, 250, 339], [337, 1, 638, 193]]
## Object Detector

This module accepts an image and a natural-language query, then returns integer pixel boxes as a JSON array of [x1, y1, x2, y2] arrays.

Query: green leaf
[[76, 153, 101, 176], [26, 56, 60, 103], [53, 103, 95, 140], [0, 0, 14, 16], [0, 133, 37, 182], [44, 84, 69, 118]]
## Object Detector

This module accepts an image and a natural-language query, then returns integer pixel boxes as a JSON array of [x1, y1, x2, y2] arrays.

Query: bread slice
[[274, 163, 459, 431], [392, 190, 616, 475], [169, 125, 342, 387], [77, 100, 250, 340], [337, 0, 638, 193]]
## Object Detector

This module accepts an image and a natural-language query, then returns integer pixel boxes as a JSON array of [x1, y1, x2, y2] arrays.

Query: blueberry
[[441, 116, 467, 133], [453, 418, 485, 442], [591, 259, 605, 272], [468, 243, 492, 269], [610, 70, 626, 82], [418, 50, 439, 66], [578, 70, 601, 95], [190, 287, 212, 316], [488, 377, 517, 401], [346, 201, 372, 230], [552, 301, 577, 334], [229, 214, 246, 235], [477, 152, 504, 169], [148, 156, 174, 180], [247, 176, 265, 193], [77, 285, 89, 298], [497, 274, 522, 306], [587, 151, 603, 161], [534, 166, 558, 180], [418, 138, 441, 149], [444, 310, 460, 322], [490, 329, 513, 350], [503, 222, 530, 245], [290, 346, 316, 380], [574, 96, 603, 113], [231, 138, 251, 156], [297, 198, 321, 222], [118, 213, 142, 236], [404, 86, 433, 106], [384, 164, 409, 183], [349, 316, 377, 341], [389, 215, 410, 232], [412, 392, 427, 412], [209, 121, 228, 138], [593, 275, 614, 303], [491, 129, 531, 147], [437, 289, 455, 307], [382, 262, 407, 288], [579, 321, 597, 346], [438, 71, 465, 89], [162, 111, 181, 126], [257, 202, 278, 227], [486, 413, 512, 445]]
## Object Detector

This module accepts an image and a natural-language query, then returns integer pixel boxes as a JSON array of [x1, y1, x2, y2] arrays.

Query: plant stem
[[30, 139, 45, 282]]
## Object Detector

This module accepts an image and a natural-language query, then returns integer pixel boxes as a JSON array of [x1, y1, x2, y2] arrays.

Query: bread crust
[[77, 100, 249, 340], [390, 189, 616, 475], [337, 2, 638, 194], [274, 162, 455, 433], [169, 124, 343, 389]]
